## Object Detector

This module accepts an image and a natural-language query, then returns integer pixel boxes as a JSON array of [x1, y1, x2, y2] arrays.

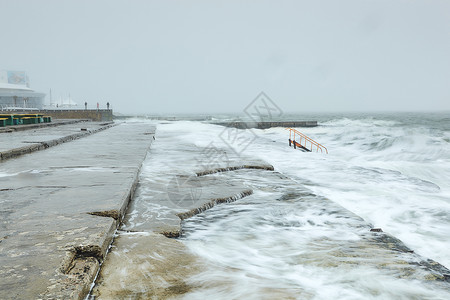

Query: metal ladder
[[286, 128, 328, 154]]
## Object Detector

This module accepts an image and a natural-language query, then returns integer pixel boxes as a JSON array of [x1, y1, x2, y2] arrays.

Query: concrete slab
[[0, 121, 100, 151], [0, 121, 115, 161], [92, 127, 268, 299], [0, 122, 155, 299], [0, 119, 86, 133], [0, 214, 115, 299], [122, 175, 253, 237], [91, 232, 204, 299]]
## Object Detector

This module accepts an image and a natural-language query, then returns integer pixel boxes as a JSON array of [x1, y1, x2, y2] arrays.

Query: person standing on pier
[[85, 102, 87, 110], [107, 102, 110, 110]]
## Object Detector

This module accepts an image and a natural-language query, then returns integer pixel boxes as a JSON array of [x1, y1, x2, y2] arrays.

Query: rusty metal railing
[[286, 128, 328, 154]]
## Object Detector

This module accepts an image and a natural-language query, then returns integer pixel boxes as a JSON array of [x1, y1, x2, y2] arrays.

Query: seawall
[[0, 109, 113, 122]]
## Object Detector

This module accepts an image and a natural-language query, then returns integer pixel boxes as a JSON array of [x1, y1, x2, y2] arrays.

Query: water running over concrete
[[91, 123, 270, 298], [181, 170, 450, 299], [91, 121, 449, 299]]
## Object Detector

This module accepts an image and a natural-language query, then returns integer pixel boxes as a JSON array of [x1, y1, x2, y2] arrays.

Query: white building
[[0, 70, 45, 109]]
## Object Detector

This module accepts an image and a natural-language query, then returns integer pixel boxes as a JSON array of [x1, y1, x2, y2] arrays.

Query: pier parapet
[[0, 109, 113, 122]]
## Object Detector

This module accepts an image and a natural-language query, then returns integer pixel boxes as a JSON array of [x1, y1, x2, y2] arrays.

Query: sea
[[122, 112, 450, 299]]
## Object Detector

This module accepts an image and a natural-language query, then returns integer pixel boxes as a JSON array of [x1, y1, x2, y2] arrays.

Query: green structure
[[0, 113, 51, 127]]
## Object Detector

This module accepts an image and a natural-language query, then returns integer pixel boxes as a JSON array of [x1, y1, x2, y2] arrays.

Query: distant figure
[[107, 102, 110, 110], [85, 102, 87, 110], [97, 102, 99, 110]]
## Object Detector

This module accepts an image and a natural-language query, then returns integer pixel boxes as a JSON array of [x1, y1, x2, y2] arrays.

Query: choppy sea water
[[130, 112, 450, 299]]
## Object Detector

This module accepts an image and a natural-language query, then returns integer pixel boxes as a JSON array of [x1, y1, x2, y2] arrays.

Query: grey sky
[[1, 0, 449, 114]]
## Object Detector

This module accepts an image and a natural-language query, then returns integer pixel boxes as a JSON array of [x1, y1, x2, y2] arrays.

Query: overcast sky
[[1, 0, 449, 114]]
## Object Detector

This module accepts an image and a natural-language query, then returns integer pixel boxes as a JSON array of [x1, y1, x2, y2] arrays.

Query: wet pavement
[[92, 124, 271, 299], [0, 122, 155, 299], [0, 120, 115, 160]]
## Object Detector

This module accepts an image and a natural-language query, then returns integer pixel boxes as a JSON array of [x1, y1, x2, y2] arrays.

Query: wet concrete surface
[[176, 170, 450, 298], [0, 119, 87, 133], [92, 232, 203, 300], [91, 123, 450, 299], [122, 175, 253, 237], [0, 120, 115, 161], [0, 122, 155, 299], [92, 126, 271, 299]]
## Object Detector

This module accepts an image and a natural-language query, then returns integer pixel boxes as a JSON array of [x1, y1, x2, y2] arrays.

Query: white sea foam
[[245, 116, 450, 269], [129, 115, 450, 299], [148, 117, 450, 269]]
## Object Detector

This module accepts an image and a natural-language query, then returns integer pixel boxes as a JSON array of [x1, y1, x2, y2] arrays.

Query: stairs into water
[[286, 128, 328, 154]]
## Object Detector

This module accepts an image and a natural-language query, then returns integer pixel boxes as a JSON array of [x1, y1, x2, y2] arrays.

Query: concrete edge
[[65, 138, 153, 299], [196, 164, 274, 176], [86, 151, 149, 222], [40, 217, 118, 300], [157, 164, 275, 237], [176, 189, 254, 222], [151, 189, 255, 238], [52, 176, 135, 299]]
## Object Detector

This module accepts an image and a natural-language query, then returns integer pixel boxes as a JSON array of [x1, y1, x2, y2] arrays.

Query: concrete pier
[[213, 120, 317, 129], [0, 122, 155, 299]]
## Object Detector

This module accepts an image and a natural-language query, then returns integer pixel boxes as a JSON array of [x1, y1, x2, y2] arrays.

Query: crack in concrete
[[88, 210, 120, 220], [73, 245, 104, 262], [0, 235, 8, 243]]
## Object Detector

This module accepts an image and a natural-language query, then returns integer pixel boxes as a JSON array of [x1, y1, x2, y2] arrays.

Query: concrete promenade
[[0, 122, 155, 299], [0, 121, 114, 161]]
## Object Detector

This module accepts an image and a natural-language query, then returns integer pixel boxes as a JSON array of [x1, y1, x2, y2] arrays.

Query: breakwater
[[213, 120, 317, 129]]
